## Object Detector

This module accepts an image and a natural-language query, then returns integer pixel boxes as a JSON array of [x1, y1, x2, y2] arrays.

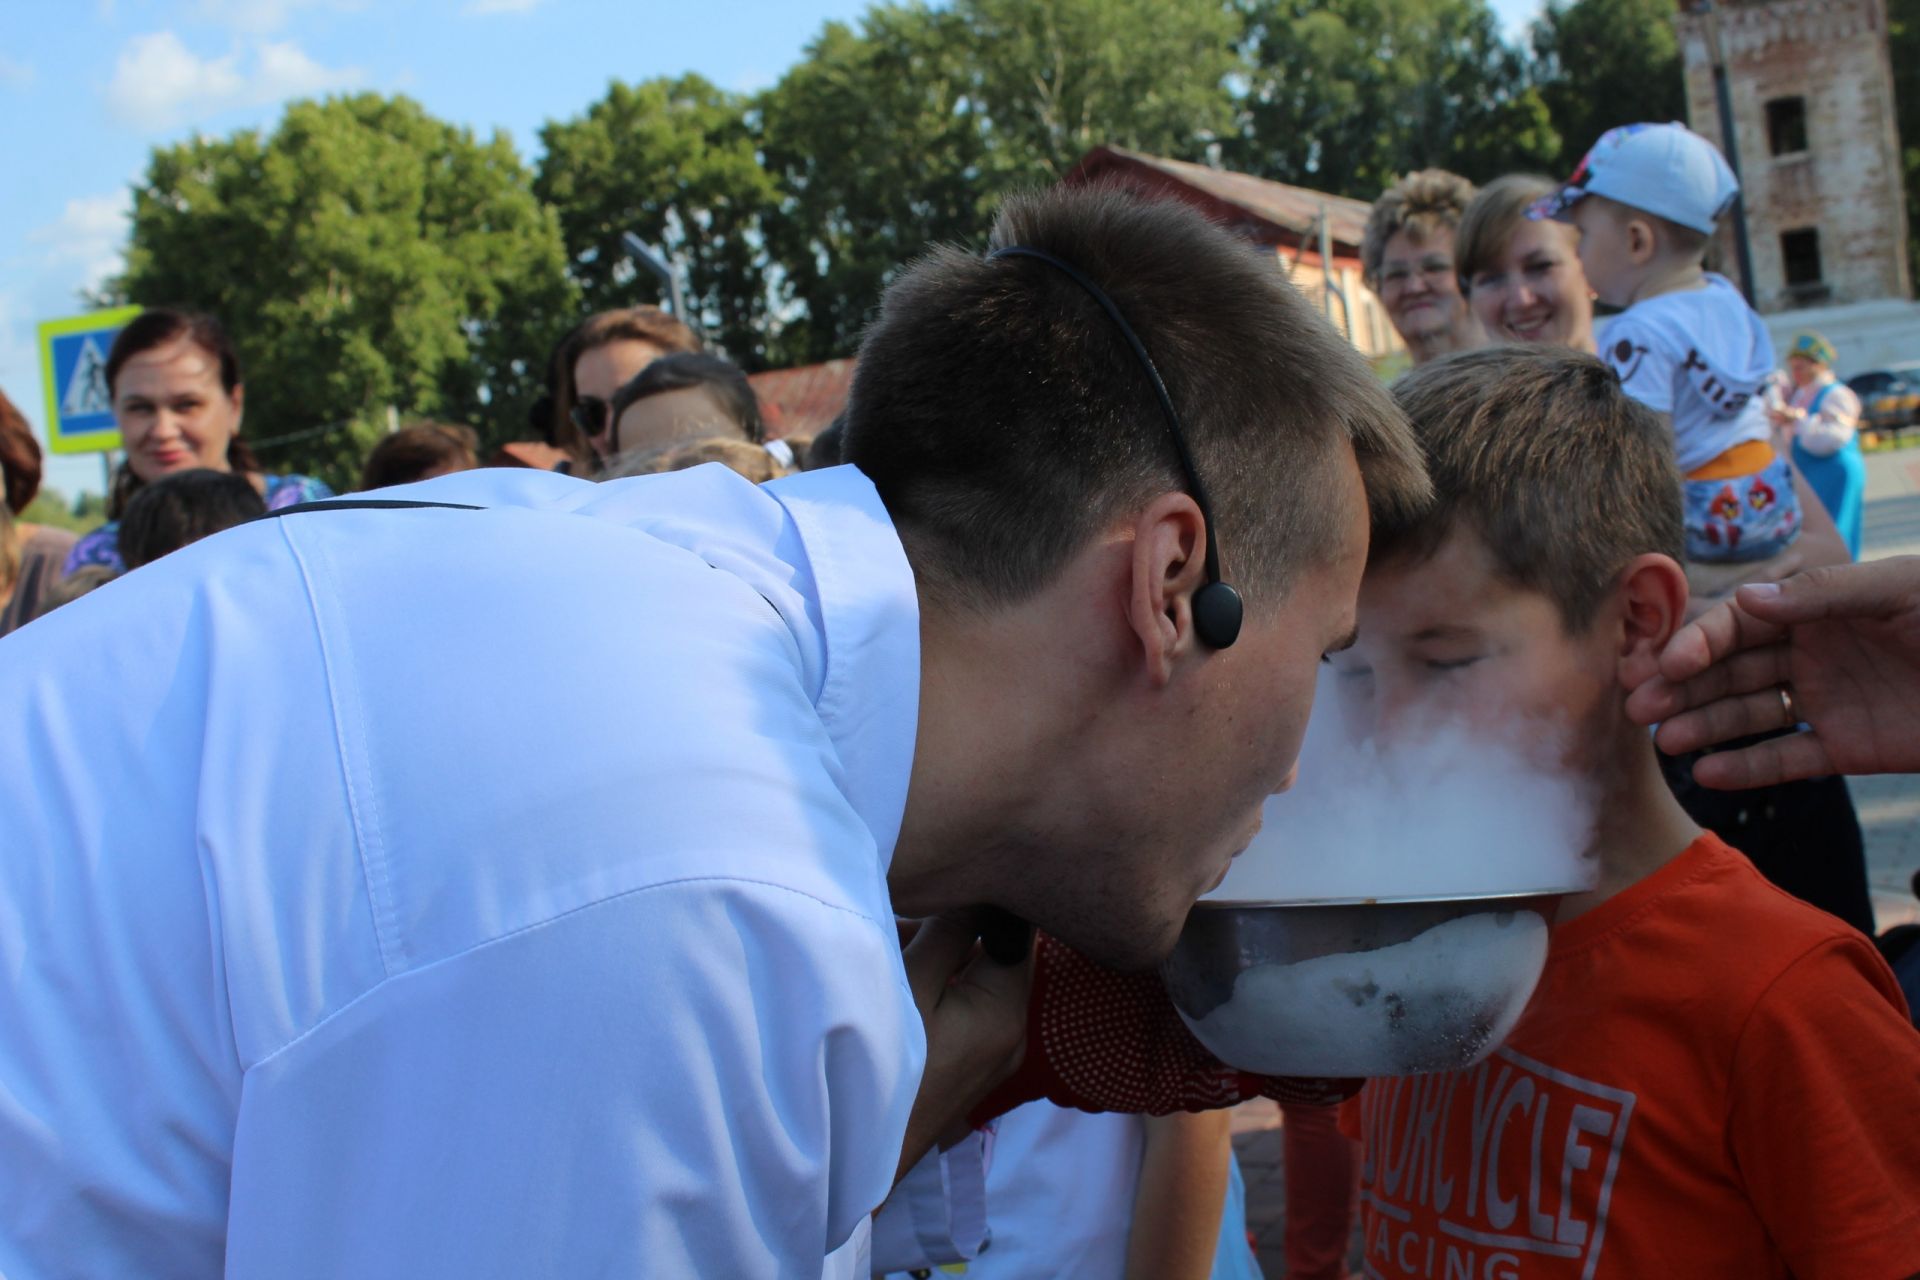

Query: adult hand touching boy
[[1628, 557, 1920, 786]]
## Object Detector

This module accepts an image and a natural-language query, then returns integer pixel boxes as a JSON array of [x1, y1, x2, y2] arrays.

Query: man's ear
[[1615, 553, 1688, 691], [1127, 491, 1210, 687]]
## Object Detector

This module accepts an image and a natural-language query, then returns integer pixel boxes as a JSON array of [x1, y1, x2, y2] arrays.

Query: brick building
[[1677, 0, 1910, 317]]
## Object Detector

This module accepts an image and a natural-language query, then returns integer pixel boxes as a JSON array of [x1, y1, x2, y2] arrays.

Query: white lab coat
[[0, 464, 929, 1278]]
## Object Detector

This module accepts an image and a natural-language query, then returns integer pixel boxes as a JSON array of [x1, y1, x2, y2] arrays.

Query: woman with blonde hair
[[1455, 173, 1598, 353]]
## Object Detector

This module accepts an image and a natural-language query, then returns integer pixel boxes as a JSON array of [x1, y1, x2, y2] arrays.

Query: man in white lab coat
[[0, 186, 1427, 1276]]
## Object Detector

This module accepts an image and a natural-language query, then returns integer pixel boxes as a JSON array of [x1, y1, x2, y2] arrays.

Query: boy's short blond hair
[[1378, 345, 1683, 630], [1584, 193, 1712, 262]]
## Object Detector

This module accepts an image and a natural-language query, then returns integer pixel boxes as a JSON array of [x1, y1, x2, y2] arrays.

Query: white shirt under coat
[[0, 464, 927, 1277]]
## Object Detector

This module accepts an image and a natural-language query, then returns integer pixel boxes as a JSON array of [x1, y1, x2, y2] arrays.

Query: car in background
[[1849, 363, 1920, 432]]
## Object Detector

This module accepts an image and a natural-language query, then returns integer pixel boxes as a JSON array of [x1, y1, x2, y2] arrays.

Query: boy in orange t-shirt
[[1328, 345, 1920, 1279]]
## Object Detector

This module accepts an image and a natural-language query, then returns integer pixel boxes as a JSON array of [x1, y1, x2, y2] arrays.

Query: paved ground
[[1231, 446, 1920, 1276]]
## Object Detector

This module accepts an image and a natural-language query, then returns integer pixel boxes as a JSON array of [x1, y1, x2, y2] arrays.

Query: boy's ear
[[1627, 216, 1659, 265], [1614, 553, 1689, 691]]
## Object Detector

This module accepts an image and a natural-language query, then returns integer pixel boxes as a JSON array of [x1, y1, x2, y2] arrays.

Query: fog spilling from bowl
[[1205, 672, 1600, 904]]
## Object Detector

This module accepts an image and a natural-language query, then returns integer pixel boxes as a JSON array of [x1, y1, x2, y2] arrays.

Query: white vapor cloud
[[463, 0, 546, 13]]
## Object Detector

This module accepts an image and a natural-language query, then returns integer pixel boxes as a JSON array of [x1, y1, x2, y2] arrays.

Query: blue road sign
[[38, 306, 141, 455]]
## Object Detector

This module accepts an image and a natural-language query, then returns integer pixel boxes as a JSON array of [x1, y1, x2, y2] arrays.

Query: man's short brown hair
[[1362, 169, 1478, 289], [1379, 345, 1684, 631], [842, 184, 1430, 614]]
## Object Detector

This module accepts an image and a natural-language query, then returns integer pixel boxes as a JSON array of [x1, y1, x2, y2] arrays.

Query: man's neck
[[886, 592, 1083, 919], [1553, 728, 1703, 926], [1624, 257, 1710, 308]]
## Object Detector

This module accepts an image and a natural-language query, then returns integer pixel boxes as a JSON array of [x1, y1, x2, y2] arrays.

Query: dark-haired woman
[[63, 309, 330, 574]]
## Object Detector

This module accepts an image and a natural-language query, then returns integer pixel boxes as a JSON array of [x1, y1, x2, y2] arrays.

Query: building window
[[1767, 97, 1809, 156], [1781, 228, 1823, 286]]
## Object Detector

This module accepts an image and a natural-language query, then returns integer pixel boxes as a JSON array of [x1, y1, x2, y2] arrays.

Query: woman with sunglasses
[[550, 306, 702, 469]]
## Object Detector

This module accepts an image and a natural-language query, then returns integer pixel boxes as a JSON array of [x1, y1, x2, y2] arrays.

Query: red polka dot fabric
[[972, 932, 1360, 1122]]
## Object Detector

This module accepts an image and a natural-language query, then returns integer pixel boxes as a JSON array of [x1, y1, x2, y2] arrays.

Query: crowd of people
[[0, 118, 1917, 1280]]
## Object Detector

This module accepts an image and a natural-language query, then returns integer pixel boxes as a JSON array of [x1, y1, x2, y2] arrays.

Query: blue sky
[[0, 0, 1543, 498]]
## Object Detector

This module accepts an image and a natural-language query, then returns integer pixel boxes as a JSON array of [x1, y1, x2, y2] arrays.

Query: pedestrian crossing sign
[[37, 306, 142, 455]]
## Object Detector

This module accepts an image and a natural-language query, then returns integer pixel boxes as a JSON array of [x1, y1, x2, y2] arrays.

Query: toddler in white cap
[[1533, 121, 1799, 564]]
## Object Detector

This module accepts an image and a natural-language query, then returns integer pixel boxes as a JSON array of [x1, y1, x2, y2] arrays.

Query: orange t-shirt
[[1351, 833, 1920, 1280]]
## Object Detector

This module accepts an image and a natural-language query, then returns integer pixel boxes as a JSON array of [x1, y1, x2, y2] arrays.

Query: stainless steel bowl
[[1162, 894, 1557, 1078]]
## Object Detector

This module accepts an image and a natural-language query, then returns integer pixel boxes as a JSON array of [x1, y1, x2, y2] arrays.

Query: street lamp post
[[621, 231, 687, 319]]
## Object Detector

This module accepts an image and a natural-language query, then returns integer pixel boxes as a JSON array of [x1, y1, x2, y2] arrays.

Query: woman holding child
[[1455, 173, 1597, 353]]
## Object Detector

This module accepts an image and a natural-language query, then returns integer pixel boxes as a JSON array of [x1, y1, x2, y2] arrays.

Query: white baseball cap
[[1528, 122, 1739, 234]]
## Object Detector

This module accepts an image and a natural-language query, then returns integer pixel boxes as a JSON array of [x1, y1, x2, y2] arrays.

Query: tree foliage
[[1529, 0, 1686, 164], [535, 75, 779, 366], [110, 94, 575, 488], [1231, 0, 1559, 199], [965, 0, 1240, 180], [755, 6, 1005, 363], [1889, 0, 1920, 283], [111, 0, 1730, 438]]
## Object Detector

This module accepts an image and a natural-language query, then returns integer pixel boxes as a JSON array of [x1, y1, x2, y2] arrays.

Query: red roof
[[748, 358, 856, 439], [1066, 146, 1373, 256]]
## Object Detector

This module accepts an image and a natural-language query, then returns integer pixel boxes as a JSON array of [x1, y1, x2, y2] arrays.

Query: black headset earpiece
[[989, 245, 1242, 649], [1190, 579, 1245, 651]]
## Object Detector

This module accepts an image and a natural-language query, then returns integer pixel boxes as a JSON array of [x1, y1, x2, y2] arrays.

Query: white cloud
[[106, 32, 244, 122], [253, 38, 362, 99], [104, 30, 363, 128], [27, 194, 131, 293], [193, 0, 369, 36], [0, 54, 33, 91], [464, 0, 545, 14]]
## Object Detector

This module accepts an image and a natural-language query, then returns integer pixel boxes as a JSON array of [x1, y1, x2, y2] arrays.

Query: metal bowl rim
[[1191, 885, 1579, 909]]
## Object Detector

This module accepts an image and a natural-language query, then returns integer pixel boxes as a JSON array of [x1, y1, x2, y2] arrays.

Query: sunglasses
[[570, 395, 613, 437]]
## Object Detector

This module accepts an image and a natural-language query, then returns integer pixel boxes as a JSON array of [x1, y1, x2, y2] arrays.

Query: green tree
[[758, 4, 1003, 363], [1890, 0, 1920, 283], [20, 489, 99, 534], [1230, 0, 1559, 200], [1529, 0, 1686, 164], [535, 75, 782, 367], [760, 0, 1241, 363], [108, 94, 575, 488], [965, 0, 1240, 180]]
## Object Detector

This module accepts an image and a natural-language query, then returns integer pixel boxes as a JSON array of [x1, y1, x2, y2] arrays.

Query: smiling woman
[[62, 309, 332, 576], [1455, 174, 1597, 354]]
